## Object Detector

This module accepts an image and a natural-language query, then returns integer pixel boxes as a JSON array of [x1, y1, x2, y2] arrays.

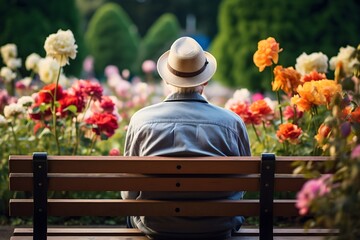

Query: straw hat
[[157, 36, 217, 87]]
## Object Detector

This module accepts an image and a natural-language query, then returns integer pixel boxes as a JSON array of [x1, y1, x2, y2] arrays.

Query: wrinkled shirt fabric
[[122, 92, 251, 239]]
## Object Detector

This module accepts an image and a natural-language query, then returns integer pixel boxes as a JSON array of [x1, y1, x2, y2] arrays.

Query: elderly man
[[122, 36, 251, 239]]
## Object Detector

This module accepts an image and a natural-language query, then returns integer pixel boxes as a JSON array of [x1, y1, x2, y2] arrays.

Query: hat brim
[[157, 50, 217, 88]]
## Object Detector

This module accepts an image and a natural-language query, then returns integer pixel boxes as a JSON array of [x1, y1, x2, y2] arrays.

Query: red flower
[[109, 148, 121, 156], [283, 105, 303, 121], [58, 91, 85, 116], [37, 83, 64, 104], [85, 112, 118, 138], [29, 102, 52, 120], [100, 96, 115, 113], [72, 79, 103, 101]]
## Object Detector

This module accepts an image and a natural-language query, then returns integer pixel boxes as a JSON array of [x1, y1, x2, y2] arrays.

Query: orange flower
[[227, 100, 262, 125], [290, 95, 312, 112], [249, 99, 274, 121], [253, 37, 282, 72], [302, 70, 327, 83], [314, 123, 331, 145], [276, 123, 302, 144], [351, 107, 360, 122], [272, 65, 301, 95], [291, 80, 342, 111]]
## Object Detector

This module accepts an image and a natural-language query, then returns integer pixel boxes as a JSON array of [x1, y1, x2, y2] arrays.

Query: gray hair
[[167, 84, 205, 94]]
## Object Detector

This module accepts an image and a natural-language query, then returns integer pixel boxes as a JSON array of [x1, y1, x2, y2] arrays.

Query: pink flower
[[351, 144, 360, 159], [283, 105, 303, 120], [72, 79, 103, 101], [252, 92, 264, 102], [83, 56, 94, 73], [109, 148, 121, 156], [104, 65, 119, 78], [296, 175, 331, 215], [142, 60, 156, 74]]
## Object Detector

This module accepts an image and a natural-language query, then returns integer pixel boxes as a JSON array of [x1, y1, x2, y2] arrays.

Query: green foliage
[[211, 0, 360, 91], [85, 3, 140, 78], [135, 13, 180, 72], [0, 0, 85, 77]]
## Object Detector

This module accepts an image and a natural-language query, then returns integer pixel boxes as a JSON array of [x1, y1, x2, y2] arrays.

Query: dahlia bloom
[[253, 37, 282, 72]]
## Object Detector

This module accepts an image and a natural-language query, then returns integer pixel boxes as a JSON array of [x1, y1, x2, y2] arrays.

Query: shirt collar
[[164, 92, 208, 103]]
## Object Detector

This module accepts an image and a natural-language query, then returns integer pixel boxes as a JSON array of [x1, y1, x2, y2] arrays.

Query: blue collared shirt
[[122, 92, 251, 239]]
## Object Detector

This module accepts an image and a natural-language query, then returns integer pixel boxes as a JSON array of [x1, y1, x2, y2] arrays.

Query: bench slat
[[9, 173, 306, 191], [9, 155, 331, 174], [10, 199, 298, 217], [13, 227, 338, 237]]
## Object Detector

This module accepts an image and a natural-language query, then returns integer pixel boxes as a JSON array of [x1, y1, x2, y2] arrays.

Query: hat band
[[167, 60, 208, 78]]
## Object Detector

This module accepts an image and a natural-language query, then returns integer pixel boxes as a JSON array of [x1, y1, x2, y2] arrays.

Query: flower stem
[[10, 120, 20, 154], [87, 134, 97, 155], [276, 91, 283, 124], [252, 123, 262, 146], [52, 56, 62, 155]]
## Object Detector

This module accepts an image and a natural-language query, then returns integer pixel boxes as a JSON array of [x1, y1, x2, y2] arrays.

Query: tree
[[85, 2, 140, 78], [135, 13, 180, 72], [211, 0, 360, 91], [0, 0, 85, 76]]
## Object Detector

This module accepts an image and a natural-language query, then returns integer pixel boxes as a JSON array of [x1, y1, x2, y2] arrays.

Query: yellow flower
[[44, 29, 78, 67], [253, 37, 282, 72]]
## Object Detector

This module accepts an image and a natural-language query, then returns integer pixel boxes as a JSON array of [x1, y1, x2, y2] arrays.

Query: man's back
[[122, 92, 251, 239]]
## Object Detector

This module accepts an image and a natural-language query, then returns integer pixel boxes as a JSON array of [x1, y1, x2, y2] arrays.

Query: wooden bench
[[8, 153, 338, 240]]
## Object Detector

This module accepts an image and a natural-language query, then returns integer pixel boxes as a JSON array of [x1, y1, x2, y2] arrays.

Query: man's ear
[[203, 81, 209, 86]]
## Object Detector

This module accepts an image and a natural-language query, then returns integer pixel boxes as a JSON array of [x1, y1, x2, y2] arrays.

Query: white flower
[[6, 58, 22, 70], [4, 103, 25, 118], [233, 89, 251, 103], [0, 66, 16, 83], [17, 96, 34, 107], [295, 52, 329, 75], [0, 114, 7, 127], [37, 57, 60, 83], [44, 29, 78, 67], [329, 45, 358, 77], [25, 53, 41, 72], [0, 43, 17, 63]]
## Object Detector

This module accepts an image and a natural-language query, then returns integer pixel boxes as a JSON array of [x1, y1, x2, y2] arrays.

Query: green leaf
[[64, 105, 78, 114]]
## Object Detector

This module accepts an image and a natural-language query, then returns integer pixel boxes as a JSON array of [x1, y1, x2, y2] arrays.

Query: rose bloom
[[351, 106, 360, 122], [100, 96, 115, 113], [17, 96, 34, 107], [276, 123, 302, 144], [104, 65, 119, 78], [86, 112, 118, 138], [283, 105, 303, 121], [329, 45, 358, 77], [0, 43, 17, 63], [38, 57, 60, 83], [296, 175, 331, 216], [4, 103, 25, 118], [142, 60, 156, 74], [58, 91, 85, 116], [253, 37, 282, 72], [314, 123, 331, 145], [0, 67, 16, 83], [37, 83, 64, 104], [232, 89, 252, 103], [272, 65, 301, 95], [109, 148, 121, 156], [249, 99, 274, 121], [301, 70, 327, 83], [44, 29, 78, 66], [291, 80, 342, 111], [6, 58, 22, 70], [295, 52, 328, 75], [72, 79, 103, 101], [351, 144, 360, 159], [25, 53, 41, 72]]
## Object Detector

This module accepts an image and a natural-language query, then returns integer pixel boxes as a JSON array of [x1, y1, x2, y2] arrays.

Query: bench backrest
[[8, 152, 331, 240]]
